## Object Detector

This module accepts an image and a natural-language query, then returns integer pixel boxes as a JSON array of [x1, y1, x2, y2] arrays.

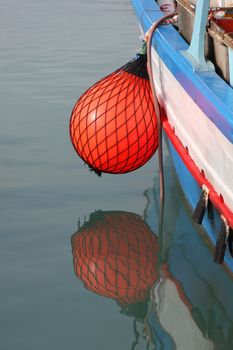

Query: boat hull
[[132, 0, 233, 270], [167, 137, 233, 271]]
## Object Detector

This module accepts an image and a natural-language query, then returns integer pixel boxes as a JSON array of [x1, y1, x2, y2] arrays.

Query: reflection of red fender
[[71, 211, 158, 305]]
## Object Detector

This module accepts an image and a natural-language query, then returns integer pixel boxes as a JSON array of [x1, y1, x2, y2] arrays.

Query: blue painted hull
[[167, 136, 233, 272], [131, 0, 233, 271], [132, 0, 233, 142]]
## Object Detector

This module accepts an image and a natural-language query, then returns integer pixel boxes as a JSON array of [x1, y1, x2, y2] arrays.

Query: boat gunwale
[[131, 0, 233, 144]]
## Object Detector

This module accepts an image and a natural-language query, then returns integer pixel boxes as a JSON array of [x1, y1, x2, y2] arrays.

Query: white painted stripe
[[151, 48, 233, 212]]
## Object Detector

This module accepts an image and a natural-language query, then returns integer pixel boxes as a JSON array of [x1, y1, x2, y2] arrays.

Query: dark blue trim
[[131, 0, 233, 143], [167, 137, 233, 271]]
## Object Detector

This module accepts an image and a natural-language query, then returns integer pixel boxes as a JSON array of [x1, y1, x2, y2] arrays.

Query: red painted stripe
[[162, 118, 233, 228]]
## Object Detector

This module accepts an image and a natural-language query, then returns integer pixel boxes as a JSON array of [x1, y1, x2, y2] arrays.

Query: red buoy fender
[[70, 54, 158, 175]]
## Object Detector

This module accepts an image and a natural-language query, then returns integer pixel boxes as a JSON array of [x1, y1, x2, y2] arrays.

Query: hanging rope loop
[[145, 10, 178, 230]]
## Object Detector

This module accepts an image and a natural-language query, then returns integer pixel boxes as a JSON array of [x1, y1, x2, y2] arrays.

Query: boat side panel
[[131, 0, 233, 143], [167, 138, 233, 271], [151, 47, 233, 212]]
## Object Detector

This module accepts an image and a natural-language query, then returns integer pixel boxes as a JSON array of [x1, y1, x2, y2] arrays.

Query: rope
[[146, 11, 178, 236]]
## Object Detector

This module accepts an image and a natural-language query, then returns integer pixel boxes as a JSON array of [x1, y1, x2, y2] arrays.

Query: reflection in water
[[71, 164, 233, 349], [71, 210, 159, 349], [71, 211, 158, 305], [145, 159, 233, 350]]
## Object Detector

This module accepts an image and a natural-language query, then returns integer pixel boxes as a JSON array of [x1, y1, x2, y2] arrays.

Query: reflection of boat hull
[[132, 0, 233, 270], [145, 155, 233, 348], [150, 268, 214, 350]]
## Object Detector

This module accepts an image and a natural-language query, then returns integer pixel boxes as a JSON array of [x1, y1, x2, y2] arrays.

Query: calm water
[[1, 0, 232, 349]]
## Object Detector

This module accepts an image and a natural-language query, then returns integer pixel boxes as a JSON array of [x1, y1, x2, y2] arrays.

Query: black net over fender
[[71, 211, 158, 305], [70, 54, 158, 175]]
